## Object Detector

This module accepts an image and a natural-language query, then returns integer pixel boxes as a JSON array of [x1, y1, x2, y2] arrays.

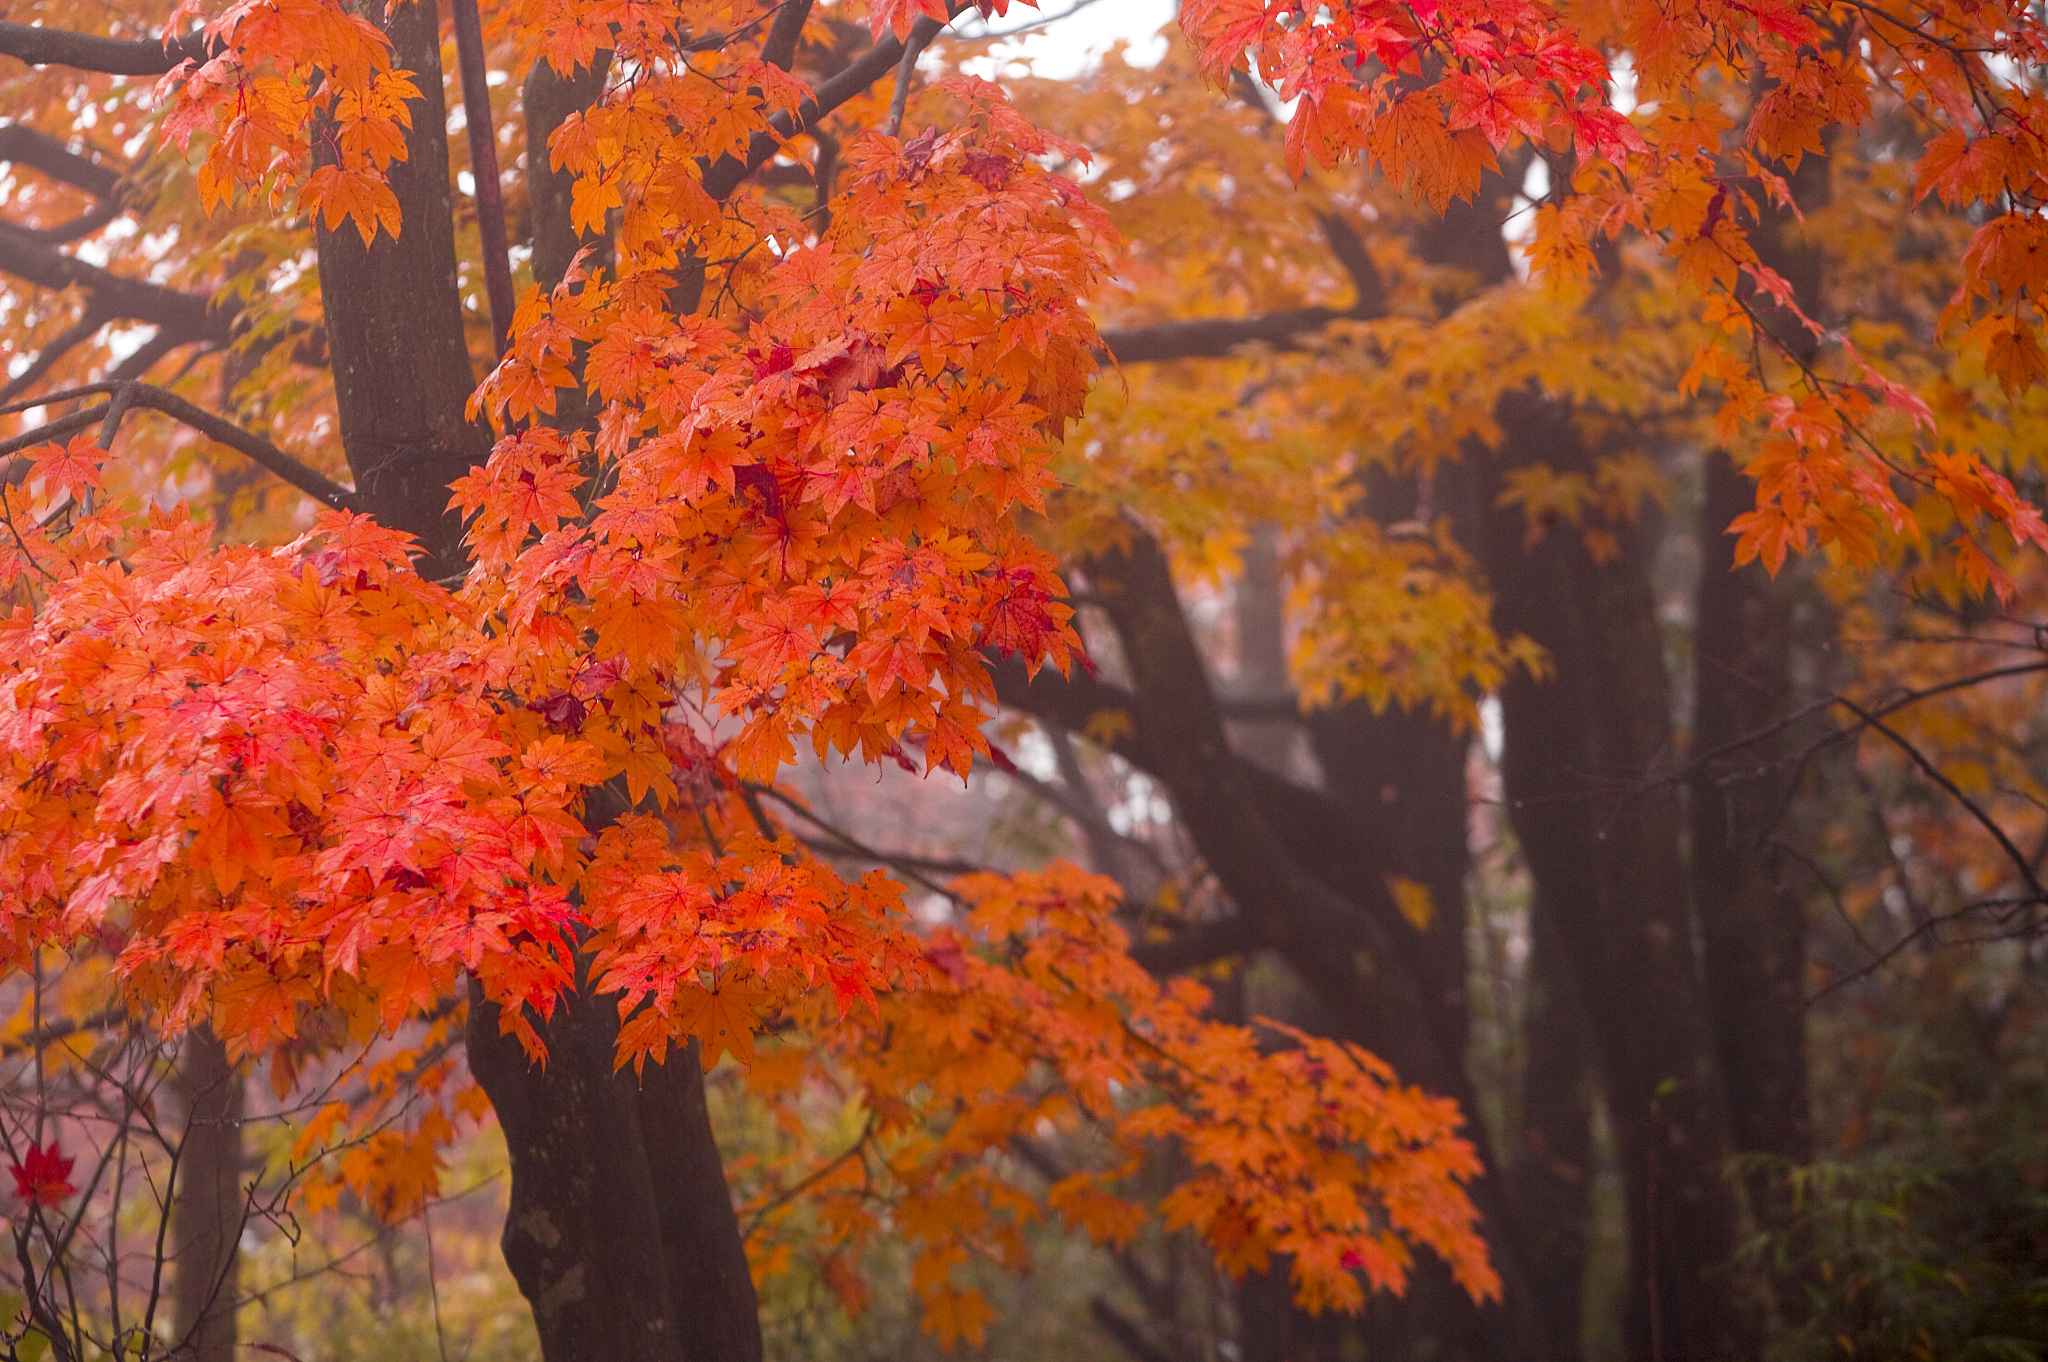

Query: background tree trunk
[[1075, 533, 1544, 1361], [1690, 450, 1810, 1186], [168, 1025, 243, 1362], [1478, 396, 1756, 1361], [1505, 891, 1595, 1362]]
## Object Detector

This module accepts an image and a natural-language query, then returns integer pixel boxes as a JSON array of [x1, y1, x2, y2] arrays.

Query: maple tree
[[1, 0, 2048, 1359]]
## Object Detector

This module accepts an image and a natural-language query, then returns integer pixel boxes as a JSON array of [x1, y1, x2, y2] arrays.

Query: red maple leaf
[[11, 1142, 76, 1208]]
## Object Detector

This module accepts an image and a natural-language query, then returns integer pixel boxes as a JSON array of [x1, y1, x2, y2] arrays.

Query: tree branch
[[0, 406, 106, 461], [761, 0, 816, 72], [702, 4, 972, 201], [0, 305, 108, 407], [995, 537, 1455, 1080], [0, 125, 123, 199], [0, 24, 215, 76], [6, 382, 359, 511], [1317, 209, 1385, 314], [449, 0, 516, 358], [1101, 304, 1353, 364], [104, 329, 205, 384], [0, 225, 231, 342], [881, 17, 941, 137], [17, 200, 126, 246], [1100, 211, 1384, 364], [1128, 914, 1258, 976]]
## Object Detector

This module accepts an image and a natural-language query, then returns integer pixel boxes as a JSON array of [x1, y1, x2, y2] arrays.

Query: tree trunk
[[303, 11, 763, 1359], [315, 0, 490, 577], [467, 985, 762, 1362], [1478, 395, 1756, 1361], [1308, 701, 1501, 1362], [1506, 890, 1595, 1362], [1689, 450, 1810, 1184], [168, 1025, 243, 1362]]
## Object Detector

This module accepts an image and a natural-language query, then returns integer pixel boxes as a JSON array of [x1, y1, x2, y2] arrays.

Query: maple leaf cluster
[[460, 78, 1108, 794], [0, 501, 579, 1053], [741, 866, 1497, 1343], [160, 0, 421, 240], [1171, 0, 2048, 596]]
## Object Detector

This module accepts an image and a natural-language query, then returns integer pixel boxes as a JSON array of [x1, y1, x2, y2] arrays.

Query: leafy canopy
[[4, 0, 2048, 1337]]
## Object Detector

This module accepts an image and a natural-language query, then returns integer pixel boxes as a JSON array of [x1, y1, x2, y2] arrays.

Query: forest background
[[0, 0, 2044, 1360]]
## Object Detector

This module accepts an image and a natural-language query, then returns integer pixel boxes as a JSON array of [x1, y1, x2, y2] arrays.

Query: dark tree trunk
[[1505, 890, 1595, 1362], [1689, 450, 1810, 1182], [1307, 703, 1471, 1050], [467, 986, 762, 1362], [303, 11, 762, 1360], [1477, 394, 1756, 1362], [314, 0, 490, 578], [1229, 522, 1501, 1362], [169, 1025, 243, 1362], [521, 53, 614, 296], [1308, 702, 1496, 1362], [636, 1056, 765, 1357]]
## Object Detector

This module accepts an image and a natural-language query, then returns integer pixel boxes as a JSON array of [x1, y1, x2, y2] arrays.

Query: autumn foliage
[[3, 0, 2048, 1349]]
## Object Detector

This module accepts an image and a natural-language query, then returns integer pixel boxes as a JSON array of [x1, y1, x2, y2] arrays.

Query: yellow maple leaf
[[1386, 876, 1435, 932]]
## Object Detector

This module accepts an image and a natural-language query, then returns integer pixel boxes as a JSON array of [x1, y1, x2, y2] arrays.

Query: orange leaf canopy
[[10, 0, 2048, 1330]]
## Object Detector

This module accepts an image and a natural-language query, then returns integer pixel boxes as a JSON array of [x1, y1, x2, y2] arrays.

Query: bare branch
[[0, 124, 123, 198], [7, 381, 359, 510], [881, 17, 941, 137], [114, 384, 360, 511], [449, 0, 516, 358], [1317, 209, 1385, 314], [0, 405, 106, 460], [1102, 212, 1385, 363], [104, 329, 204, 384], [1836, 694, 2048, 905], [703, 3, 972, 201], [0, 225, 231, 342], [17, 200, 126, 246], [1100, 305, 1354, 363], [0, 1007, 129, 1058], [0, 23, 215, 76]]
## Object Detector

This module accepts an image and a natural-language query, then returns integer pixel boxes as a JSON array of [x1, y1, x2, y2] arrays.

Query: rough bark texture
[[467, 989, 762, 1362], [1477, 395, 1755, 1361], [636, 1058, 766, 1360], [169, 1025, 243, 1362], [314, 0, 489, 578]]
